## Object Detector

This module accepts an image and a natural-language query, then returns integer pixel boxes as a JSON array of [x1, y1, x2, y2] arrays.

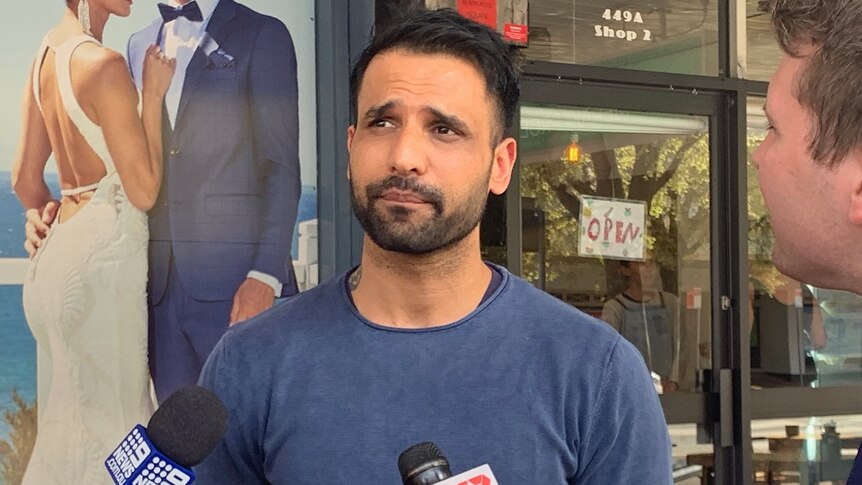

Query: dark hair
[[759, 0, 862, 167], [349, 8, 521, 141]]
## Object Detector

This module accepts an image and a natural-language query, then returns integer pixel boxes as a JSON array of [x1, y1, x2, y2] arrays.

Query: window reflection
[[602, 252, 682, 392], [745, 0, 782, 81], [519, 105, 712, 394], [750, 415, 862, 484], [526, 0, 719, 76]]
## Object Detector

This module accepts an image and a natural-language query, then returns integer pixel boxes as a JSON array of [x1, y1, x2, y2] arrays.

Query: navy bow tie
[[158, 1, 204, 23]]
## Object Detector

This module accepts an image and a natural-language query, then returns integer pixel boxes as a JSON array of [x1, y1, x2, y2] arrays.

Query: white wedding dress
[[21, 34, 154, 484]]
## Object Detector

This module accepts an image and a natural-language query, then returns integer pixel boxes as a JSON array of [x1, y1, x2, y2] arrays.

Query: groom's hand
[[229, 278, 276, 326], [24, 200, 60, 258]]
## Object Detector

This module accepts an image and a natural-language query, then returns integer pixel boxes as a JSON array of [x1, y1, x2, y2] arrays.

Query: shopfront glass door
[[512, 81, 733, 484]]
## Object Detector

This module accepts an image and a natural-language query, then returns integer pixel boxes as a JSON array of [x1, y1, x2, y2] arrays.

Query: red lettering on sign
[[619, 222, 641, 243], [504, 24, 528, 42], [587, 218, 601, 241], [457, 0, 497, 29], [603, 217, 614, 241]]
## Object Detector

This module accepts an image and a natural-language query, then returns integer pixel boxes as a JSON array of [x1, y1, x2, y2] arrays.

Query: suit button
[[169, 149, 181, 156]]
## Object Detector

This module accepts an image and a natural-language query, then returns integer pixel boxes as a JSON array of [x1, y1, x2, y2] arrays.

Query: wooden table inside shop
[[685, 436, 860, 485]]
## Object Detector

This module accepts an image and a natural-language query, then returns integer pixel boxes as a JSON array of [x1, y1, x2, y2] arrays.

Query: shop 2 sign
[[594, 9, 653, 42]]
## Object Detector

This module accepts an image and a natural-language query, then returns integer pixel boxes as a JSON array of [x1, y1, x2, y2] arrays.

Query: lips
[[379, 190, 429, 204]]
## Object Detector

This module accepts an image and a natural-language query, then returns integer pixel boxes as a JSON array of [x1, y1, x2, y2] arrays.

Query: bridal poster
[[0, 2, 317, 483]]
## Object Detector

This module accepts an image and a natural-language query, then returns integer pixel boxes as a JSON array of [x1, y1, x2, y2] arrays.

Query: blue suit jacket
[[128, 0, 300, 304]]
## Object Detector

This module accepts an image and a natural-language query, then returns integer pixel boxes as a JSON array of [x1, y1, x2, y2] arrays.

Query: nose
[[388, 122, 429, 176]]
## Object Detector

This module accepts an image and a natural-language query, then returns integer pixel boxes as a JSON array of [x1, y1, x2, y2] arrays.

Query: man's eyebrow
[[427, 107, 470, 134], [363, 101, 397, 121]]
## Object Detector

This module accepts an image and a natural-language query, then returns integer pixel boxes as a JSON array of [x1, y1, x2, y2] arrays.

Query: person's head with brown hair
[[753, 0, 862, 293]]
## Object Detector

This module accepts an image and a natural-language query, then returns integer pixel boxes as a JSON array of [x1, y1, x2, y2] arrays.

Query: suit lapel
[[173, 0, 237, 130], [129, 20, 162, 90]]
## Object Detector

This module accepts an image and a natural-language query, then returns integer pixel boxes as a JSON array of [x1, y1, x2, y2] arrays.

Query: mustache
[[365, 176, 444, 213]]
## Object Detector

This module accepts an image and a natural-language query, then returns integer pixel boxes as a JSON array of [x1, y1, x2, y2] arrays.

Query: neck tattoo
[[349, 266, 362, 292]]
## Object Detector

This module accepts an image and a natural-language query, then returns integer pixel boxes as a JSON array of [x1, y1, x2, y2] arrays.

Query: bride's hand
[[142, 44, 176, 99]]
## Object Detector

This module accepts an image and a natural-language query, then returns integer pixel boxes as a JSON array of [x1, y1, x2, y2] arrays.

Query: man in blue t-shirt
[[755, 2, 862, 484], [195, 9, 672, 484]]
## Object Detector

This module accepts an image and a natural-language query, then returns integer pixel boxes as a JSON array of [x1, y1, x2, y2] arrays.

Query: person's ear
[[489, 137, 517, 195], [849, 174, 862, 226], [846, 153, 862, 225], [346, 125, 356, 181]]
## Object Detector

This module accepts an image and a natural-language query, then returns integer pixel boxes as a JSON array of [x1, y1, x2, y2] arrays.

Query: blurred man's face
[[622, 257, 660, 290], [347, 51, 516, 255], [752, 46, 859, 286]]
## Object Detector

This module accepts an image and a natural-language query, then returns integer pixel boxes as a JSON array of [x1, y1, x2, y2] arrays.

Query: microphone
[[398, 441, 499, 485], [104, 386, 228, 485], [399, 442, 453, 484]]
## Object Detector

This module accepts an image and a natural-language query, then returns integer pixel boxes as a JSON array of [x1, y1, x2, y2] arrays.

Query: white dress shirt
[[160, 0, 219, 128], [160, 0, 283, 297]]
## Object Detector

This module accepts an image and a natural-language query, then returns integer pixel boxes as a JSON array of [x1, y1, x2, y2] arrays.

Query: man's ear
[[849, 177, 862, 225], [347, 125, 356, 180], [347, 125, 356, 151], [843, 151, 862, 225], [489, 137, 517, 196]]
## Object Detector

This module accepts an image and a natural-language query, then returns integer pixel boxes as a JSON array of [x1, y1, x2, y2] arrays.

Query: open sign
[[578, 196, 647, 260]]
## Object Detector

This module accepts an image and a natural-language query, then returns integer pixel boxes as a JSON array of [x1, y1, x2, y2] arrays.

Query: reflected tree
[[520, 132, 709, 297]]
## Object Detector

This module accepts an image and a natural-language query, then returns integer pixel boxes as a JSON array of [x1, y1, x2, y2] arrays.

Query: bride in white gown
[[12, 0, 175, 482]]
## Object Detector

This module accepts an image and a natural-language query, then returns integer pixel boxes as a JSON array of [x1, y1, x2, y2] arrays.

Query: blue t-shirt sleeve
[[574, 336, 673, 484], [195, 335, 269, 484]]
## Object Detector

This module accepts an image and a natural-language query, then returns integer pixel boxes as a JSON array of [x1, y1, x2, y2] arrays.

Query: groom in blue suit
[[128, 0, 300, 403]]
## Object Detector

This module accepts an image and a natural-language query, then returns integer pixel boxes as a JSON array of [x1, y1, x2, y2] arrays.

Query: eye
[[433, 125, 461, 136], [369, 119, 394, 128]]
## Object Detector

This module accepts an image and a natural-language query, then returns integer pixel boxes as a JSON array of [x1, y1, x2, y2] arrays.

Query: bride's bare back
[[37, 35, 111, 221], [14, 19, 175, 228]]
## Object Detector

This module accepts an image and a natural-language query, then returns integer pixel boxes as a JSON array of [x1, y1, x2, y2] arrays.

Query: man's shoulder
[[219, 275, 348, 351], [500, 270, 622, 338], [128, 19, 162, 45], [232, 1, 289, 30], [490, 269, 625, 369]]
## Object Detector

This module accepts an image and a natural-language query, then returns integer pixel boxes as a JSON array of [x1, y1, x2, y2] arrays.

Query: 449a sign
[[602, 8, 645, 23], [594, 8, 654, 43]]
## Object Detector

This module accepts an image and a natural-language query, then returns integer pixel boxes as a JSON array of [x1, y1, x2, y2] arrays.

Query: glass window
[[747, 98, 862, 389], [749, 415, 862, 483], [519, 103, 712, 394], [676, 414, 862, 484], [671, 423, 715, 484], [526, 0, 719, 76], [745, 0, 783, 81]]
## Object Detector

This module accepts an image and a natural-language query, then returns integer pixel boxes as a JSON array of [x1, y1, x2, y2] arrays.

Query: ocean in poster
[[0, 171, 42, 445], [0, 171, 317, 444]]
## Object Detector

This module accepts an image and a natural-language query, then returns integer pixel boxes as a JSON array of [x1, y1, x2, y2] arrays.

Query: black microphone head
[[398, 441, 452, 485], [147, 385, 228, 468]]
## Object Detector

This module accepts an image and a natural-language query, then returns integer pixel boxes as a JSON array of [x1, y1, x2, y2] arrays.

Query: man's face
[[622, 256, 660, 290], [347, 51, 516, 255], [752, 46, 858, 284]]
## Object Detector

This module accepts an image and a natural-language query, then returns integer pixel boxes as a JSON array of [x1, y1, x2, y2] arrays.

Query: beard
[[351, 173, 490, 255]]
